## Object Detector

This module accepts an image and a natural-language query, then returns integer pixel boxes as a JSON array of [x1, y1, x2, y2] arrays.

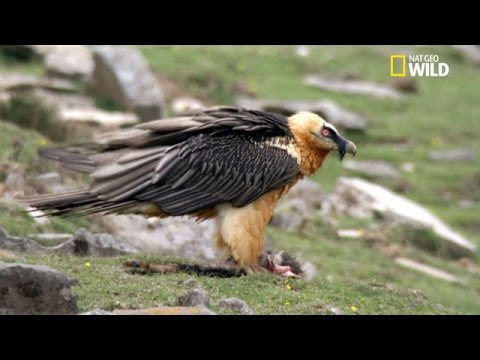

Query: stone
[[0, 226, 45, 253], [171, 97, 205, 114], [394, 258, 459, 283], [304, 74, 404, 99], [342, 160, 400, 179], [429, 149, 475, 163], [176, 287, 210, 307], [30, 88, 95, 110], [80, 309, 115, 315], [102, 215, 216, 260], [236, 97, 367, 131], [337, 229, 365, 239], [451, 45, 480, 66], [91, 46, 165, 121], [44, 45, 94, 81], [322, 177, 477, 258], [113, 305, 215, 315], [58, 108, 139, 128], [219, 297, 254, 315], [0, 72, 76, 92], [0, 262, 79, 314], [271, 178, 326, 231], [31, 172, 65, 194], [52, 228, 139, 257]]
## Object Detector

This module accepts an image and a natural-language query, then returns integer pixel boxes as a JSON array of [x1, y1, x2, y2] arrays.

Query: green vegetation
[[1, 45, 480, 314]]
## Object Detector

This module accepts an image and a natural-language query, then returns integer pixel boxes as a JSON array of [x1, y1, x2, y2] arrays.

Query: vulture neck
[[288, 120, 330, 177]]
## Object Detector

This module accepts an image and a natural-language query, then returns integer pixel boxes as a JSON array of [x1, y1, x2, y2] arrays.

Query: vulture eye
[[321, 128, 330, 137]]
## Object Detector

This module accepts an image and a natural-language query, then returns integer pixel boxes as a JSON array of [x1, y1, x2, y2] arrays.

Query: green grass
[[1, 45, 480, 314]]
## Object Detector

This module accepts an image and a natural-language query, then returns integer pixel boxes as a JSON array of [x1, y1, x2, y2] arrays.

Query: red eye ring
[[322, 128, 330, 137]]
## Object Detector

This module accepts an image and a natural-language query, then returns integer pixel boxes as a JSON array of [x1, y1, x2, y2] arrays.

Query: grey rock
[[236, 97, 367, 131], [271, 178, 326, 231], [176, 287, 210, 307], [113, 305, 216, 315], [304, 74, 403, 99], [58, 108, 139, 128], [102, 215, 216, 260], [343, 160, 400, 179], [322, 177, 476, 258], [80, 309, 114, 315], [52, 228, 139, 257], [452, 45, 480, 66], [429, 149, 475, 163], [0, 262, 79, 314], [395, 258, 459, 283], [30, 88, 95, 110], [44, 45, 94, 81], [0, 227, 45, 253], [31, 172, 65, 194], [219, 297, 254, 315], [0, 72, 76, 92], [91, 46, 165, 121], [171, 97, 205, 114]]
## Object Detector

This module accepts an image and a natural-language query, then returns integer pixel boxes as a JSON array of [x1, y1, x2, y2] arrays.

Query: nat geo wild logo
[[390, 54, 449, 77]]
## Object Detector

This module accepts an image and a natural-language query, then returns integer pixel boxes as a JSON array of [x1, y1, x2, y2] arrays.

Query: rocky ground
[[0, 45, 479, 314]]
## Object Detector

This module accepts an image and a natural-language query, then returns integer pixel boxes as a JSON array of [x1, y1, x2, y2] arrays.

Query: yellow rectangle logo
[[390, 55, 406, 77]]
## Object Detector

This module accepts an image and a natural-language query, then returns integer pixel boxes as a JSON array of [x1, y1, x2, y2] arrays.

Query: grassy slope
[[1, 46, 480, 314]]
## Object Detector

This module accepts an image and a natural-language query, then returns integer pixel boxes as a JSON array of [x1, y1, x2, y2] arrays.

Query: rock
[[295, 45, 310, 58], [429, 149, 475, 163], [451, 45, 480, 66], [0, 226, 45, 253], [322, 177, 477, 258], [102, 215, 216, 260], [337, 229, 365, 239], [342, 160, 400, 179], [44, 45, 94, 81], [52, 228, 139, 257], [28, 233, 73, 247], [304, 74, 404, 99], [30, 88, 95, 110], [171, 97, 205, 114], [58, 108, 139, 128], [394, 258, 459, 283], [91, 46, 165, 121], [113, 305, 215, 315], [0, 45, 58, 60], [0, 249, 24, 261], [219, 297, 254, 315], [176, 287, 210, 307], [80, 309, 114, 315], [0, 262, 79, 314], [271, 178, 326, 231], [5, 171, 25, 192], [401, 162, 415, 173], [0, 72, 76, 92], [236, 97, 367, 131], [31, 172, 65, 194]]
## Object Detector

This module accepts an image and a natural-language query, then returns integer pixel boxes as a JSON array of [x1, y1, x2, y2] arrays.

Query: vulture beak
[[338, 138, 357, 161]]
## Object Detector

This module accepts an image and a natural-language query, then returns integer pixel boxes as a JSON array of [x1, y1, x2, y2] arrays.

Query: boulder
[[429, 149, 475, 163], [90, 46, 165, 121], [0, 226, 45, 253], [236, 97, 367, 131], [271, 178, 326, 231], [44, 45, 94, 81], [394, 258, 459, 283], [102, 215, 216, 260], [304, 74, 404, 99], [342, 160, 400, 179], [176, 287, 210, 307], [52, 228, 139, 257], [0, 72, 76, 92], [0, 263, 79, 314], [322, 177, 477, 258], [219, 297, 254, 315]]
